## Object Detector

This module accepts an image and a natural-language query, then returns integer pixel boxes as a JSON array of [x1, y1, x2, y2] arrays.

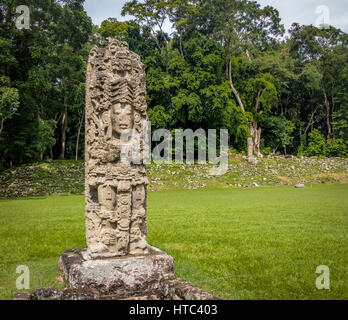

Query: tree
[[289, 24, 348, 140], [261, 115, 295, 154], [35, 119, 57, 160], [0, 1, 92, 165], [326, 138, 348, 158], [99, 18, 129, 40], [1, 0, 347, 166], [122, 0, 171, 72], [306, 129, 326, 157], [333, 106, 348, 143], [186, 0, 284, 156], [244, 73, 278, 156], [0, 77, 19, 138], [53, 45, 89, 159]]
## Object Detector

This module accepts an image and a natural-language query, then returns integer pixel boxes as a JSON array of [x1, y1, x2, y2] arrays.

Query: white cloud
[[84, 0, 128, 26], [258, 0, 348, 32], [84, 0, 348, 32]]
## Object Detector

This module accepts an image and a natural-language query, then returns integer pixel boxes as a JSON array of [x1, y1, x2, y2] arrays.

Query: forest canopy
[[0, 0, 347, 169]]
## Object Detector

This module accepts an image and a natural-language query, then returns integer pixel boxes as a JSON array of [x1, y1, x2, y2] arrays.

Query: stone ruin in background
[[13, 39, 217, 300]]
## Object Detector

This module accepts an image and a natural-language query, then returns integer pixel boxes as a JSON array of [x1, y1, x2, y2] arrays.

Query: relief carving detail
[[85, 38, 149, 259]]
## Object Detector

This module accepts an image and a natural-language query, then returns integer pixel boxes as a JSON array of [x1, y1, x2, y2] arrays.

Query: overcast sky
[[84, 0, 348, 33]]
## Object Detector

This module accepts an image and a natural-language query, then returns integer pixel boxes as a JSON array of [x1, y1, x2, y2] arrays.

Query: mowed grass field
[[0, 184, 347, 300]]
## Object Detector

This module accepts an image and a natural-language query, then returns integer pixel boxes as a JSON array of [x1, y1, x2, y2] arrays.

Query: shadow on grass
[[0, 197, 48, 202], [0, 193, 85, 202]]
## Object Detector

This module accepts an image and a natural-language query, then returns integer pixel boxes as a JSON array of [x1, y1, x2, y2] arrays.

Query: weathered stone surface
[[14, 249, 218, 300], [58, 248, 175, 298], [166, 279, 217, 300], [85, 38, 150, 259], [13, 39, 219, 301], [13, 292, 33, 300], [53, 248, 219, 300], [13, 287, 99, 300], [13, 280, 219, 301], [295, 184, 305, 188]]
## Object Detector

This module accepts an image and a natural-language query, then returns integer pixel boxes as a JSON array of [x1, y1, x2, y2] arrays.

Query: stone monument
[[84, 38, 149, 259], [13, 39, 217, 300]]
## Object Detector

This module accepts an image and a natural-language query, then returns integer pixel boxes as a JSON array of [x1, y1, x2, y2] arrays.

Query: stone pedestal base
[[58, 247, 176, 299], [13, 247, 218, 300]]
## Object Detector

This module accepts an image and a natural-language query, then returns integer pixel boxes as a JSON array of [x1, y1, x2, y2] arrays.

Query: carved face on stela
[[111, 102, 134, 137]]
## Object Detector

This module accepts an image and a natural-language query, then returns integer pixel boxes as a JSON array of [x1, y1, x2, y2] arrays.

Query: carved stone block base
[[58, 247, 175, 298], [13, 247, 219, 300], [50, 247, 217, 300]]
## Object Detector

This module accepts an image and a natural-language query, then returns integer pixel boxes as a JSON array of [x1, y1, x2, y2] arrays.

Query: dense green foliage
[[0, 0, 347, 169], [1, 184, 348, 299], [0, 0, 92, 168], [306, 129, 348, 157]]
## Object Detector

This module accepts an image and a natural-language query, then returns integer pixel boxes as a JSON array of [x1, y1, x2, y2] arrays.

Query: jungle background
[[0, 0, 348, 170], [1, 1, 348, 301]]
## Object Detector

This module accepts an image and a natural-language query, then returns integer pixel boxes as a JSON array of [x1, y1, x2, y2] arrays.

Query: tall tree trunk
[[331, 84, 335, 136], [227, 55, 261, 157], [0, 119, 4, 138], [160, 22, 170, 73], [60, 96, 68, 159], [75, 110, 84, 161], [248, 120, 262, 158], [227, 53, 263, 157], [228, 56, 245, 112], [305, 106, 319, 135], [252, 92, 262, 157], [321, 82, 332, 139], [179, 31, 184, 59], [164, 43, 169, 73]]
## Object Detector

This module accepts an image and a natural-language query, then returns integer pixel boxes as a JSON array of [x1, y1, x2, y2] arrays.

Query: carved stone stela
[[85, 38, 149, 259], [12, 39, 217, 300]]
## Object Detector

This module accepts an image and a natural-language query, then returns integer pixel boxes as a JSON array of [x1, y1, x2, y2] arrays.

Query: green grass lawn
[[0, 184, 348, 300]]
